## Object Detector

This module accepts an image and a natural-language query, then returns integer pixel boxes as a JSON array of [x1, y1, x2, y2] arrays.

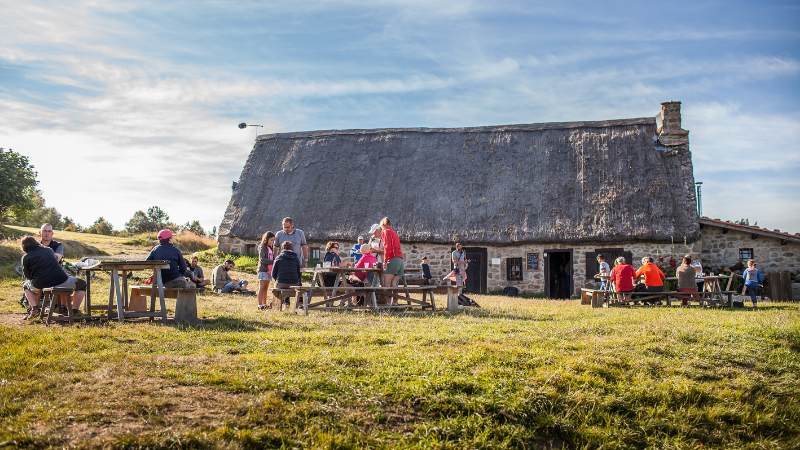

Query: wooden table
[[83, 261, 171, 324]]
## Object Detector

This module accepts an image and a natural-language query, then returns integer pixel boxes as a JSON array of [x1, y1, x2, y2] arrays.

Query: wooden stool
[[41, 287, 77, 326]]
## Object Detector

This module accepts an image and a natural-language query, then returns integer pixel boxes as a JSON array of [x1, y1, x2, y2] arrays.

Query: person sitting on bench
[[609, 256, 635, 303], [676, 255, 698, 306], [20, 236, 86, 320], [212, 259, 249, 293], [635, 256, 666, 305], [146, 229, 188, 289], [346, 252, 379, 306], [271, 241, 301, 307]]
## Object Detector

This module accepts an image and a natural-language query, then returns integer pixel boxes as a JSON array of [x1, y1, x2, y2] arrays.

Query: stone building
[[218, 101, 797, 297]]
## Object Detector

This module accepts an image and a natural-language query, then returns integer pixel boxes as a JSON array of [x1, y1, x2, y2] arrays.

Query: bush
[[0, 240, 23, 264], [122, 231, 217, 254]]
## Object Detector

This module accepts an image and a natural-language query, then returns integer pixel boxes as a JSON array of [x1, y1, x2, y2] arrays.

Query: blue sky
[[1, 0, 798, 235]]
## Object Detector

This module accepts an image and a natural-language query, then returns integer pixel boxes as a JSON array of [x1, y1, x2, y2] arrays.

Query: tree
[[181, 220, 205, 236], [11, 190, 64, 229], [146, 206, 169, 231], [125, 210, 152, 234], [86, 217, 114, 235], [0, 148, 38, 226], [63, 216, 82, 232], [209, 226, 217, 239]]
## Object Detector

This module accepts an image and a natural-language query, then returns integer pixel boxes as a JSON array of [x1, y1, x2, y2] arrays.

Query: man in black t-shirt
[[38, 223, 64, 262]]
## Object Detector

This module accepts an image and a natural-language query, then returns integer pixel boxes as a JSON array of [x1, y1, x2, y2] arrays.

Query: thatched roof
[[219, 117, 700, 245]]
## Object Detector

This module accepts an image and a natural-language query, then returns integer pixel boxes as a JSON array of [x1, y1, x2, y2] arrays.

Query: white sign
[[492, 258, 502, 265]]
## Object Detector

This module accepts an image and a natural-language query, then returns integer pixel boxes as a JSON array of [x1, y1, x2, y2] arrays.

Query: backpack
[[458, 294, 480, 308], [502, 286, 520, 297]]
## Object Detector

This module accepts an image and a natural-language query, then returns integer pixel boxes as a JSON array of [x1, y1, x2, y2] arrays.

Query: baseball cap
[[157, 229, 176, 240], [369, 224, 380, 234], [358, 236, 364, 240]]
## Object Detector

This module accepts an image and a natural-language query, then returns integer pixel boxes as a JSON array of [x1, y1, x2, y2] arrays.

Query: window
[[245, 244, 256, 255], [739, 248, 753, 261], [311, 248, 321, 259], [507, 257, 523, 281]]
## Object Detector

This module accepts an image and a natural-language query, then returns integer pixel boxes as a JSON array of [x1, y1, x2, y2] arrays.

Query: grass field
[[0, 232, 798, 449]]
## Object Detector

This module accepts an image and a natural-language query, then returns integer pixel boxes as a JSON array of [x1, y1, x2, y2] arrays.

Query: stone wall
[[699, 226, 800, 272]]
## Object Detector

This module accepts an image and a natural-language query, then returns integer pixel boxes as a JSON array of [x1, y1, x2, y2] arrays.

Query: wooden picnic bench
[[277, 285, 437, 315], [129, 285, 205, 323], [602, 290, 736, 308]]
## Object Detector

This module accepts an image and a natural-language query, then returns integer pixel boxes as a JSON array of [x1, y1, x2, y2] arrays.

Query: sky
[[1, 0, 799, 235]]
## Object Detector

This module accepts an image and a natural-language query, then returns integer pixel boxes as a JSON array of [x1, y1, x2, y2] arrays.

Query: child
[[421, 256, 433, 285], [743, 259, 763, 309]]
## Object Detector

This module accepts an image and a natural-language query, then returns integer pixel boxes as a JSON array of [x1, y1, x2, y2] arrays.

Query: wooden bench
[[285, 285, 440, 315], [41, 287, 78, 326], [603, 290, 736, 308], [581, 288, 607, 307], [129, 286, 204, 323], [269, 288, 305, 312]]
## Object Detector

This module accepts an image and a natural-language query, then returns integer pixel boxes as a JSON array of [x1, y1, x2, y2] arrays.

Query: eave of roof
[[700, 218, 800, 243]]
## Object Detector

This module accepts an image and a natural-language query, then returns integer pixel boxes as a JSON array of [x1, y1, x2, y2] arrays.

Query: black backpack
[[502, 286, 520, 297], [458, 294, 480, 308]]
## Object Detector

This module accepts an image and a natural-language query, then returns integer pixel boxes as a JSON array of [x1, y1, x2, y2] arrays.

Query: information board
[[526, 252, 539, 271]]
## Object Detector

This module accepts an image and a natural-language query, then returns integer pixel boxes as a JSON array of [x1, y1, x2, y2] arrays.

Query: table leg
[[84, 271, 92, 316], [112, 269, 125, 323], [121, 270, 130, 311], [107, 278, 114, 321], [155, 270, 167, 324]]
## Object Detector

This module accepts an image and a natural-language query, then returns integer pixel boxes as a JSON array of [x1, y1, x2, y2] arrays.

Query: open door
[[544, 249, 573, 299], [450, 247, 488, 294]]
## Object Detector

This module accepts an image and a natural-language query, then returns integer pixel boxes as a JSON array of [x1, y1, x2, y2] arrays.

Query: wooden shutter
[[585, 251, 597, 280]]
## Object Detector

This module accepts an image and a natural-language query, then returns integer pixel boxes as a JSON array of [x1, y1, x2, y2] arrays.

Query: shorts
[[258, 272, 272, 281], [645, 285, 664, 292], [164, 278, 188, 289], [347, 279, 365, 288], [384, 257, 404, 276], [24, 276, 87, 293], [677, 288, 697, 292]]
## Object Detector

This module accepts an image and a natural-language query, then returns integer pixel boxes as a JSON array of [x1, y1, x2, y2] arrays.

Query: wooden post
[[446, 286, 459, 312], [112, 269, 125, 323], [174, 290, 198, 323]]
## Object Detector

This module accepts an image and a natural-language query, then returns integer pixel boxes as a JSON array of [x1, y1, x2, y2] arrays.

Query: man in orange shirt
[[635, 257, 666, 293]]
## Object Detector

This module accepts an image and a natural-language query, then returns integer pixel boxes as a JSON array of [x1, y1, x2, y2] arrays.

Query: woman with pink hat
[[145, 229, 188, 289]]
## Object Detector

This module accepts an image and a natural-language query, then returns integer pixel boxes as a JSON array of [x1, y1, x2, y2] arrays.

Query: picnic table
[[82, 261, 171, 323], [273, 266, 438, 315]]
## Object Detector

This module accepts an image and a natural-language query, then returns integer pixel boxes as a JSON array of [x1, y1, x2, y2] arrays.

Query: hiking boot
[[27, 308, 41, 320], [59, 305, 69, 316], [72, 309, 83, 317]]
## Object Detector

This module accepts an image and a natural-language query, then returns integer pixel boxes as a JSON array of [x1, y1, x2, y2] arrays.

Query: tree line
[[1, 147, 215, 238]]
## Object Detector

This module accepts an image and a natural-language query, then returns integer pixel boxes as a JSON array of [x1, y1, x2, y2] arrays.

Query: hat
[[596, 254, 604, 259], [358, 236, 364, 240], [157, 229, 176, 240], [369, 224, 381, 234]]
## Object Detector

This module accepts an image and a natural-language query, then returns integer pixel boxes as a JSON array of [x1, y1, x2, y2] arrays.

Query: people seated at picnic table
[[743, 259, 763, 309], [257, 231, 276, 310], [361, 223, 384, 263], [20, 236, 86, 320], [271, 241, 302, 307], [380, 217, 404, 306], [188, 256, 211, 288], [595, 254, 610, 290], [350, 236, 365, 263], [322, 241, 353, 287], [676, 255, 698, 306], [212, 259, 249, 293], [145, 229, 188, 289], [345, 252, 379, 306], [636, 257, 666, 292], [421, 256, 433, 285], [609, 256, 636, 302]]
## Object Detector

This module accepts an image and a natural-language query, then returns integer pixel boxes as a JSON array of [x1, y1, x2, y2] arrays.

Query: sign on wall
[[526, 252, 539, 271]]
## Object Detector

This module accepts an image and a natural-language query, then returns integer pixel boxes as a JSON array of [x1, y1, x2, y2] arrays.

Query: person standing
[[257, 231, 276, 310], [380, 217, 404, 306], [20, 236, 86, 320], [743, 259, 763, 309], [421, 256, 433, 285], [350, 236, 365, 263], [452, 243, 470, 295], [676, 255, 698, 306], [361, 224, 384, 263], [273, 217, 309, 268], [609, 257, 636, 302], [145, 229, 188, 289], [596, 254, 611, 290]]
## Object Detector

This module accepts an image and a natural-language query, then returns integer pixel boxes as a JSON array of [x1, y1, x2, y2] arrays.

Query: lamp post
[[695, 182, 703, 217], [238, 123, 263, 140]]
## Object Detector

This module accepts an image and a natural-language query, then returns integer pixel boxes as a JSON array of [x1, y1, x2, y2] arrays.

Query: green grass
[[0, 231, 798, 448]]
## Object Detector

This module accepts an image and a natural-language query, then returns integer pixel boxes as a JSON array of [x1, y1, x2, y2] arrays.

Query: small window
[[739, 248, 753, 261], [245, 244, 256, 255], [311, 248, 321, 259], [507, 257, 523, 281]]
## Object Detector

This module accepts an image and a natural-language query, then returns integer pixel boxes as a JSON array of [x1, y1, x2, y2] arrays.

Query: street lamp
[[238, 123, 263, 140], [695, 182, 703, 217]]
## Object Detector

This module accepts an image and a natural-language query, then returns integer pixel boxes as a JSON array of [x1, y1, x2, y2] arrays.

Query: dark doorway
[[545, 250, 573, 299], [450, 247, 488, 294]]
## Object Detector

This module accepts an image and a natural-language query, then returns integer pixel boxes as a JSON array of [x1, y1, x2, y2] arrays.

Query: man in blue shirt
[[350, 236, 364, 263], [145, 229, 188, 289]]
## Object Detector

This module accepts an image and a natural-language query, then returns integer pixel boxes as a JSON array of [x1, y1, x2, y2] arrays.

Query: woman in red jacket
[[380, 217, 404, 306], [609, 256, 636, 303]]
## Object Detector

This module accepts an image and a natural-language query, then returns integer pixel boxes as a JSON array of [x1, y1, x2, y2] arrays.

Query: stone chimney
[[658, 101, 689, 147]]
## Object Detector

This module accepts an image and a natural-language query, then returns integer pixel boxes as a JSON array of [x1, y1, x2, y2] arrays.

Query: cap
[[358, 236, 364, 240], [369, 224, 381, 234], [596, 254, 604, 259], [157, 229, 176, 240]]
